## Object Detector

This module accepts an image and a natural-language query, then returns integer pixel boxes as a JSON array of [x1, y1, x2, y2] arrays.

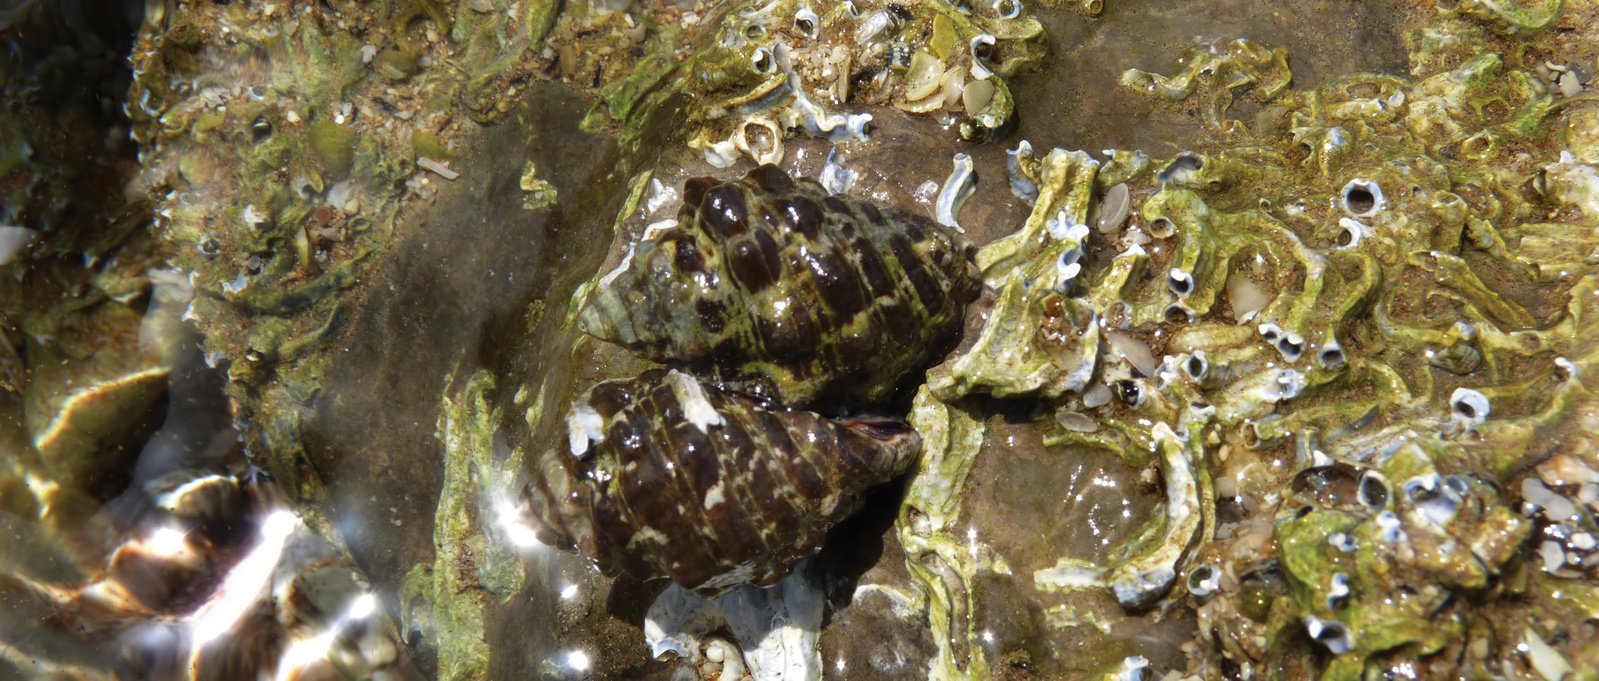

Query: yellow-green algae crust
[[899, 1, 1599, 677], [404, 370, 527, 681], [109, 0, 1599, 677]]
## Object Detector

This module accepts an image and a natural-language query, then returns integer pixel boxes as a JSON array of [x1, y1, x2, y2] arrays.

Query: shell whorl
[[526, 369, 919, 593], [580, 164, 981, 409]]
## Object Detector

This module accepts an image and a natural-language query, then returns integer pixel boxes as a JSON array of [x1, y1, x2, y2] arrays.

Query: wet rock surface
[[6, 0, 1599, 679]]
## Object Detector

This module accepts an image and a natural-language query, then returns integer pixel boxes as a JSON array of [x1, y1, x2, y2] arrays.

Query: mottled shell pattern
[[527, 369, 920, 593], [580, 164, 981, 409]]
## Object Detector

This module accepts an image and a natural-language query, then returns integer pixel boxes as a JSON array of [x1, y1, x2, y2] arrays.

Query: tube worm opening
[[1113, 379, 1145, 407], [1186, 565, 1220, 598], [1336, 217, 1364, 249], [1277, 334, 1306, 362], [1329, 532, 1357, 553], [1340, 178, 1385, 218], [969, 34, 996, 80], [1450, 388, 1490, 423], [993, 0, 1023, 19], [1317, 342, 1346, 369], [1357, 471, 1389, 510], [1183, 351, 1209, 380], [1169, 268, 1195, 296], [1149, 216, 1176, 238], [1242, 422, 1264, 449], [752, 47, 776, 74], [1326, 572, 1352, 610], [1158, 152, 1204, 183], [1060, 246, 1083, 268], [794, 8, 818, 38]]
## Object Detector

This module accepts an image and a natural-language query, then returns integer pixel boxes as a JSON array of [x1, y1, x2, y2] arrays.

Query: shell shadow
[[809, 474, 912, 615]]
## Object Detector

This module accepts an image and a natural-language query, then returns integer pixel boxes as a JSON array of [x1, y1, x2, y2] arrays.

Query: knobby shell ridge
[[579, 164, 982, 409], [525, 369, 920, 593]]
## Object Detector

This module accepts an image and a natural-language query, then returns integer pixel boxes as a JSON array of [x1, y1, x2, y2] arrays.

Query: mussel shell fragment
[[580, 164, 981, 409], [526, 369, 920, 593]]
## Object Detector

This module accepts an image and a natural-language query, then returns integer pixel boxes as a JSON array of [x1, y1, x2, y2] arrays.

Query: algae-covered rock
[[13, 0, 1599, 679]]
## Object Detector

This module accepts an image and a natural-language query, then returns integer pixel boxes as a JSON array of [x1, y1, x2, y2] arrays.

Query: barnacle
[[580, 164, 980, 409], [524, 369, 919, 593]]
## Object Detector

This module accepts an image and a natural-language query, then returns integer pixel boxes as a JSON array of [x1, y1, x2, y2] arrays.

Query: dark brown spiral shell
[[579, 164, 981, 410], [525, 369, 919, 593]]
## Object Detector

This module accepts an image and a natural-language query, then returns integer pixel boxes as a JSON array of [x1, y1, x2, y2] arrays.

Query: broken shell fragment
[[1055, 409, 1099, 432], [961, 79, 996, 118], [936, 152, 977, 232], [1105, 328, 1158, 377], [903, 51, 945, 101], [0, 226, 38, 265], [818, 147, 856, 195], [1226, 271, 1270, 321], [1096, 183, 1131, 233], [1007, 140, 1040, 202]]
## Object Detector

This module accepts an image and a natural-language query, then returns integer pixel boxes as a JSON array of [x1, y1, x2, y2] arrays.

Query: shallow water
[[5, 0, 1598, 678], [1013, 0, 1412, 153]]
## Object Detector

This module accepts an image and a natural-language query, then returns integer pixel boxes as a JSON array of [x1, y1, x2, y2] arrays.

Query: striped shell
[[526, 369, 919, 593], [580, 164, 981, 409]]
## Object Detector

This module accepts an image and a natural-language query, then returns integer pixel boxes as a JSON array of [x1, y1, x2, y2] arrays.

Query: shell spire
[[580, 164, 981, 410], [526, 369, 919, 593]]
